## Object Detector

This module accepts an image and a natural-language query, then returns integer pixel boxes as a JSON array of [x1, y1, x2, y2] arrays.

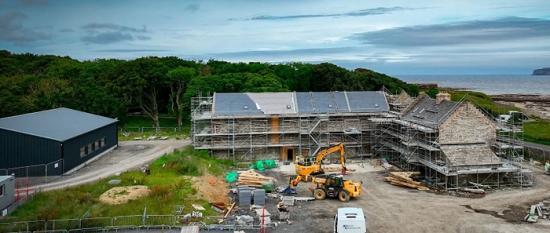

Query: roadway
[[30, 139, 189, 192]]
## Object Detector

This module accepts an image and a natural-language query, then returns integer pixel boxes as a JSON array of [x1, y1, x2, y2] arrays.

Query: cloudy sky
[[1, 0, 549, 75]]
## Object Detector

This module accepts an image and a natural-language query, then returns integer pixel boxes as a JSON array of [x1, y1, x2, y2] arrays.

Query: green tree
[[243, 73, 287, 92], [426, 88, 439, 98], [167, 67, 196, 127]]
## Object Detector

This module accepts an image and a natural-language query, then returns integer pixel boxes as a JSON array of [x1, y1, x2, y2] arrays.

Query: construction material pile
[[385, 172, 429, 191], [237, 170, 276, 190], [525, 200, 550, 223]]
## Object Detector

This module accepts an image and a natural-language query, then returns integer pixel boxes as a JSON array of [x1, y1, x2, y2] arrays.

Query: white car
[[334, 207, 367, 233]]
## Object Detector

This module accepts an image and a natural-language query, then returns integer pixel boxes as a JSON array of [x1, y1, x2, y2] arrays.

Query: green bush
[[150, 185, 172, 200]]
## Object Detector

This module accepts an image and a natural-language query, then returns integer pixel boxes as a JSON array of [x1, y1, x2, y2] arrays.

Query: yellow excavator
[[293, 143, 348, 185], [283, 143, 362, 202]]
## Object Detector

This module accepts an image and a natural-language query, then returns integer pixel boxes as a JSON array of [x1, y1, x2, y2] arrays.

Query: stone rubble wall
[[439, 102, 496, 145]]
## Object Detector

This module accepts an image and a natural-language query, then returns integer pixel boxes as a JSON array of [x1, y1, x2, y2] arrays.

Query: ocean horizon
[[396, 75, 550, 95]]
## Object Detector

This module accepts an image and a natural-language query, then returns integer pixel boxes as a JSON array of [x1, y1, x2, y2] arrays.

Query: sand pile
[[99, 185, 150, 205]]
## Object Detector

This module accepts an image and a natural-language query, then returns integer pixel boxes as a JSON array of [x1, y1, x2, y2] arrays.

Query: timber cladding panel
[[439, 103, 496, 144]]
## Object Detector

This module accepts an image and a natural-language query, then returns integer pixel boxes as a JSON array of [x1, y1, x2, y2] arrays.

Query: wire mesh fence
[[120, 127, 185, 134], [119, 127, 188, 141], [0, 215, 272, 233], [0, 160, 63, 187]]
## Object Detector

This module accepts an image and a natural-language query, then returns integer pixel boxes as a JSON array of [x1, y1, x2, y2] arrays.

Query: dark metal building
[[0, 108, 118, 176]]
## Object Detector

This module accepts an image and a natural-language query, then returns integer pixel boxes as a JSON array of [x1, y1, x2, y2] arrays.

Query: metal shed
[[0, 108, 118, 176]]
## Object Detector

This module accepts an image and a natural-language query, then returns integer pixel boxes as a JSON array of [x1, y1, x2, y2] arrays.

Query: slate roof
[[0, 108, 118, 142], [212, 91, 388, 116], [402, 95, 460, 127]]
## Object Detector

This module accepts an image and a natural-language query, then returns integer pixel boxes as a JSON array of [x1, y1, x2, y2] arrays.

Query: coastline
[[491, 94, 550, 120], [413, 83, 550, 120]]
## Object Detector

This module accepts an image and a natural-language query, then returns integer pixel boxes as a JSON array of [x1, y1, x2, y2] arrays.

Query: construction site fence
[[0, 215, 274, 233], [119, 127, 186, 134], [0, 160, 63, 186]]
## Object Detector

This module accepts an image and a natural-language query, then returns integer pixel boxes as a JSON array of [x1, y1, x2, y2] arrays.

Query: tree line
[[0, 50, 418, 128]]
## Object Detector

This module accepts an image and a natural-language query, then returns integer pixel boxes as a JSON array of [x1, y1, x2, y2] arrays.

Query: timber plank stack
[[237, 170, 275, 187], [385, 172, 429, 191]]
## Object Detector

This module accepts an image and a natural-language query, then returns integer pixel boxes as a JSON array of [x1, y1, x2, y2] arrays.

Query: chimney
[[436, 92, 451, 104]]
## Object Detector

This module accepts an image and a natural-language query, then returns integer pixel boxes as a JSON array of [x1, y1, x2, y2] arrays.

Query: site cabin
[[0, 176, 15, 217], [334, 207, 367, 233]]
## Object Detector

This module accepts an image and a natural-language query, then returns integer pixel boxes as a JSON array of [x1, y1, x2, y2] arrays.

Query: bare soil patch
[[99, 185, 151, 205], [192, 175, 230, 206]]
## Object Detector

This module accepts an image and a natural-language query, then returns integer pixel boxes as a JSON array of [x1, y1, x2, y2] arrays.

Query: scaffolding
[[374, 102, 532, 191], [191, 96, 379, 162], [191, 92, 532, 191]]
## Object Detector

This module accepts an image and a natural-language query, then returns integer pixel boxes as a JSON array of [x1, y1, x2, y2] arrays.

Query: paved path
[[520, 140, 550, 152], [31, 140, 189, 191]]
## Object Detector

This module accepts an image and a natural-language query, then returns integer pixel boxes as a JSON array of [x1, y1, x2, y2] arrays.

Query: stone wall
[[439, 102, 496, 144]]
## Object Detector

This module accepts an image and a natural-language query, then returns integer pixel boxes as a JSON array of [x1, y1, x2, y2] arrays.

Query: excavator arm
[[314, 143, 347, 173], [283, 143, 349, 195]]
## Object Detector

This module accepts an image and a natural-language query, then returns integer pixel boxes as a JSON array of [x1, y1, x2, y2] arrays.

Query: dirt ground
[[99, 185, 151, 205], [235, 160, 550, 233], [192, 175, 230, 206]]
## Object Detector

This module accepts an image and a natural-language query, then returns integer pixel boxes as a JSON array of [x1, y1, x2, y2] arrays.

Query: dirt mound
[[192, 175, 229, 206], [99, 185, 150, 205]]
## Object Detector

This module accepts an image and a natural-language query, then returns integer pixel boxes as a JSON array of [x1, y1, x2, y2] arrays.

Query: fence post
[[45, 164, 48, 183], [142, 207, 147, 226]]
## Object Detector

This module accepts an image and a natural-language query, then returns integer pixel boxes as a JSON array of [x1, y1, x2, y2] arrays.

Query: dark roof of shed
[[0, 108, 117, 142], [402, 95, 460, 127]]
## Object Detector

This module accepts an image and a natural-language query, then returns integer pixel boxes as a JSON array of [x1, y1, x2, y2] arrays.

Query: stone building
[[192, 91, 530, 190], [192, 91, 390, 161], [374, 93, 530, 190]]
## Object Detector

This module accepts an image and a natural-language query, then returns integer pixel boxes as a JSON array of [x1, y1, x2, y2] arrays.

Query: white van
[[334, 207, 367, 233]]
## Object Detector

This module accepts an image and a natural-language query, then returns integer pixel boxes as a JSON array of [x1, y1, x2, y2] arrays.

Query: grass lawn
[[524, 119, 550, 146], [118, 115, 190, 141], [448, 90, 518, 116], [4, 146, 233, 223], [444, 90, 550, 145]]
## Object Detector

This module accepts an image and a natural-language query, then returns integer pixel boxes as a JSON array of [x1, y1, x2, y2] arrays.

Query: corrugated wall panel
[[0, 129, 61, 174], [62, 123, 118, 173]]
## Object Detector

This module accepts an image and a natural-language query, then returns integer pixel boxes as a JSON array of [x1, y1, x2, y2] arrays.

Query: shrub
[[76, 192, 95, 204], [150, 185, 172, 200]]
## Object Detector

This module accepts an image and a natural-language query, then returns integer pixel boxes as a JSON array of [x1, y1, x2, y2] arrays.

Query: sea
[[396, 75, 550, 95]]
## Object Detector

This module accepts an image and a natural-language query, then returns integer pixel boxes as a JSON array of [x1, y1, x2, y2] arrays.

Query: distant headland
[[533, 68, 550, 75]]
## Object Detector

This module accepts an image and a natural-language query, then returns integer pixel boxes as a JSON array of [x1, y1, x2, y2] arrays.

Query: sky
[[1, 0, 549, 75]]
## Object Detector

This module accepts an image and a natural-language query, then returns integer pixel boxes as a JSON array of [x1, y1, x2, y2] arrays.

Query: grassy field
[[5, 146, 233, 222], [118, 115, 190, 141], [448, 90, 518, 115], [445, 90, 550, 145], [524, 119, 550, 146]]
